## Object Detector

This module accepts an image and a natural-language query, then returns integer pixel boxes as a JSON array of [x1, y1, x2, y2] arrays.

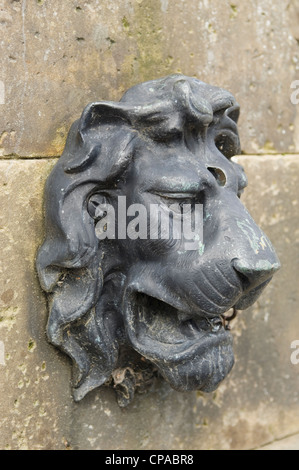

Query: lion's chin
[[123, 292, 235, 393], [156, 335, 234, 393]]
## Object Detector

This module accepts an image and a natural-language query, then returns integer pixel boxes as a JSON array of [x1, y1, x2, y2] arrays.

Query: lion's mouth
[[122, 260, 273, 367], [123, 291, 234, 364], [136, 293, 228, 343]]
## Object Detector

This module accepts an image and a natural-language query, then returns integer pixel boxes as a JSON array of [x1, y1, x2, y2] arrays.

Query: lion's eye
[[154, 192, 199, 214]]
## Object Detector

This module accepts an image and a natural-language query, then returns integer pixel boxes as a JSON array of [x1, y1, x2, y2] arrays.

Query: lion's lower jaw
[[125, 313, 235, 394], [154, 339, 235, 393], [123, 285, 235, 393]]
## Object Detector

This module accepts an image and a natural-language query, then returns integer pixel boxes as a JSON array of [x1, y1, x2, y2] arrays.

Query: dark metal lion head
[[36, 74, 280, 406]]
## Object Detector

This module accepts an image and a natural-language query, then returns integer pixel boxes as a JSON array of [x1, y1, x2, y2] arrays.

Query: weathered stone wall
[[0, 0, 299, 450]]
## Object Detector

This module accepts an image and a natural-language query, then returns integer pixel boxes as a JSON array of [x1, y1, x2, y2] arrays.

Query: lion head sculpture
[[36, 74, 280, 406]]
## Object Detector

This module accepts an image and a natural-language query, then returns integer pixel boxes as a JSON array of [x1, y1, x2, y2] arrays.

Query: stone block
[[0, 155, 298, 450], [257, 432, 299, 450], [0, 158, 74, 450], [0, 0, 298, 157]]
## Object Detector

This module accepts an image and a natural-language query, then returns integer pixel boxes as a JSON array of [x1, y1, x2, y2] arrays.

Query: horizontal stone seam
[[0, 156, 59, 160], [0, 153, 298, 161], [235, 153, 299, 159], [253, 429, 299, 450]]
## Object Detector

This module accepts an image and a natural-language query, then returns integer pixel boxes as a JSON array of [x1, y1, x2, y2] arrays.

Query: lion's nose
[[232, 257, 280, 291]]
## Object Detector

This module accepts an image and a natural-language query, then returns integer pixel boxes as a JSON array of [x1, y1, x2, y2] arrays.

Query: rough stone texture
[[0, 0, 299, 157], [0, 155, 298, 450], [0, 159, 72, 450], [288, 0, 299, 41], [257, 432, 299, 450], [1, 0, 298, 451]]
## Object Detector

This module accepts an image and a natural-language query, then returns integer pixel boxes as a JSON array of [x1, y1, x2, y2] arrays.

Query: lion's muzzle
[[206, 188, 281, 310]]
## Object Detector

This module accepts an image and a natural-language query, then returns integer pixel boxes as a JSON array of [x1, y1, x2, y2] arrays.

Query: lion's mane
[[36, 74, 240, 400]]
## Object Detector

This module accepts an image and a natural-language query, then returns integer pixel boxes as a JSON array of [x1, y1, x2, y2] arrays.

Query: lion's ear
[[64, 143, 101, 174], [79, 101, 131, 134], [62, 102, 134, 174]]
